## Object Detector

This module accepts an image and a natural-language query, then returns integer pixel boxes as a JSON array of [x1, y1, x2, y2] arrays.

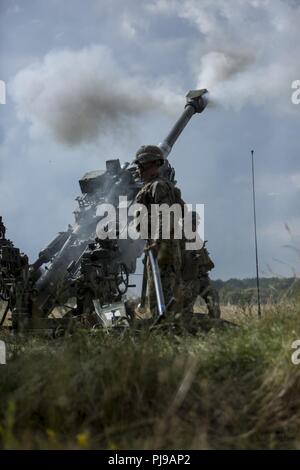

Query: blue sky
[[0, 0, 299, 279]]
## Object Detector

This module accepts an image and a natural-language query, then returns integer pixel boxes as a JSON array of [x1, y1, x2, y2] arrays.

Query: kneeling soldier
[[182, 211, 221, 318]]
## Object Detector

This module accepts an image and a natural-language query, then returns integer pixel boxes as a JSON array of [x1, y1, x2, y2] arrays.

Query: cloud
[[291, 173, 300, 189], [11, 45, 183, 146], [11, 1, 300, 147], [121, 14, 138, 38], [6, 4, 22, 15], [261, 218, 300, 244], [150, 0, 300, 111]]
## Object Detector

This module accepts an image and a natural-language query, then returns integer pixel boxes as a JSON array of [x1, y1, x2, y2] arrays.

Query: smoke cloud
[[11, 1, 300, 147], [197, 50, 254, 90], [12, 45, 182, 146], [150, 0, 300, 110]]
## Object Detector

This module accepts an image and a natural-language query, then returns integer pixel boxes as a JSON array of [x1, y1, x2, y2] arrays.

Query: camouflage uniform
[[182, 241, 221, 318], [133, 145, 183, 314]]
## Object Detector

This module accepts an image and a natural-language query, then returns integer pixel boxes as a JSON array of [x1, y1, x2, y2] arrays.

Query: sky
[[0, 0, 299, 280]]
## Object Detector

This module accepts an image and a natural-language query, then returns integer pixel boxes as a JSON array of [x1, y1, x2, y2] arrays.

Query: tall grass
[[0, 303, 300, 449]]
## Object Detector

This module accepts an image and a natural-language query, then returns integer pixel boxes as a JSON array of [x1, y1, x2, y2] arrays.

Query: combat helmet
[[133, 145, 164, 166]]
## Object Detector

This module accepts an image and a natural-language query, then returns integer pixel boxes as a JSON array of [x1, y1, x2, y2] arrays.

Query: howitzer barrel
[[31, 229, 72, 272], [158, 89, 208, 158]]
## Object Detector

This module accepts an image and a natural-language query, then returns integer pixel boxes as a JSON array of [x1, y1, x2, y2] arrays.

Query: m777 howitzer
[[0, 89, 208, 332]]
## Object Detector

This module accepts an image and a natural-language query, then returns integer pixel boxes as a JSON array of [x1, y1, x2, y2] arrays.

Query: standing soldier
[[133, 145, 184, 315], [182, 211, 221, 318]]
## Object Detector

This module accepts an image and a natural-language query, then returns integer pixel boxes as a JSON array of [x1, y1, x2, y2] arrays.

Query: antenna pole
[[251, 150, 261, 317]]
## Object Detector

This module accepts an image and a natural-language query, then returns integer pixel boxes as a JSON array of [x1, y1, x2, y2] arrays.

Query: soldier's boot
[[181, 293, 198, 318]]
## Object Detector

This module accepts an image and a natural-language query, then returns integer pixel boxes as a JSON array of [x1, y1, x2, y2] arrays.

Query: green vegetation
[[0, 303, 300, 450], [213, 277, 300, 305]]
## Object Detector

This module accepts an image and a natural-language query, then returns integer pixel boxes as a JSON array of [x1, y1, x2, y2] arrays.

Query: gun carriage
[[0, 90, 208, 332]]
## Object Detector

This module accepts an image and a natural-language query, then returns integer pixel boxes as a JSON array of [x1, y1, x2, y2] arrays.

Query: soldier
[[133, 145, 184, 315], [182, 211, 221, 318]]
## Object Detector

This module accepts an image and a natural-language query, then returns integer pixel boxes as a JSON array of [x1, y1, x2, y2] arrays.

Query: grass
[[0, 303, 300, 450]]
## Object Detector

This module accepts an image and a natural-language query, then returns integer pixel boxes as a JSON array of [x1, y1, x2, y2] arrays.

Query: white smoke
[[197, 50, 254, 89], [12, 45, 183, 145], [11, 0, 300, 147], [150, 0, 300, 110], [196, 49, 255, 107]]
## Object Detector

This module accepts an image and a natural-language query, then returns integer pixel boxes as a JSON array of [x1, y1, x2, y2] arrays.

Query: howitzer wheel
[[115, 263, 129, 295]]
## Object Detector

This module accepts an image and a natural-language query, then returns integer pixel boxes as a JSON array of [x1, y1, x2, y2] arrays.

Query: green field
[[1, 303, 300, 450]]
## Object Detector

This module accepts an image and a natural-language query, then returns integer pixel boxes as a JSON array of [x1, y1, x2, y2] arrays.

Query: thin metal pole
[[148, 248, 166, 319], [251, 150, 262, 317]]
